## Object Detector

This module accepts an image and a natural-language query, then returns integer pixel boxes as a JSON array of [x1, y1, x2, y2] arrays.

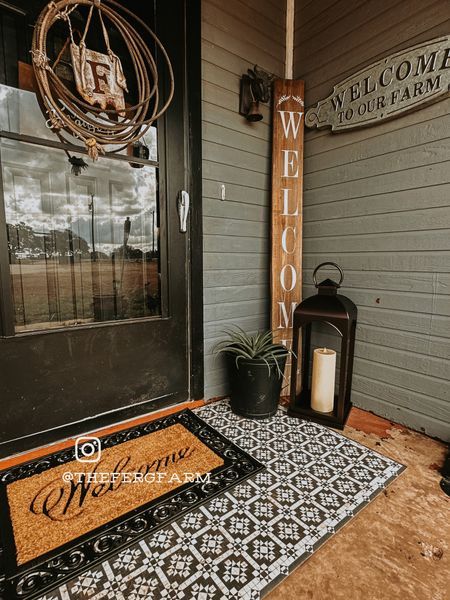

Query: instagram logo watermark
[[75, 436, 102, 463]]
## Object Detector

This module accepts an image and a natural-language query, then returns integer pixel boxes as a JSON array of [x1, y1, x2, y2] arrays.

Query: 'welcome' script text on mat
[[7, 423, 224, 565]]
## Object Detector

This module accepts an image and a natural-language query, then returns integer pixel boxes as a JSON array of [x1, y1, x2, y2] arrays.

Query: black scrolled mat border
[[0, 409, 264, 600]]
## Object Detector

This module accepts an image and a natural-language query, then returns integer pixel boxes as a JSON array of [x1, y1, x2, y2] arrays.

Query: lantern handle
[[313, 262, 344, 288]]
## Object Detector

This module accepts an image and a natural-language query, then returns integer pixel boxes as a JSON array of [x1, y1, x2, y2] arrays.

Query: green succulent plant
[[214, 327, 292, 378]]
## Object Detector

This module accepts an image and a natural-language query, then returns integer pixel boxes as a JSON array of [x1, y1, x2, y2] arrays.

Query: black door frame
[[0, 0, 203, 459], [186, 0, 204, 402]]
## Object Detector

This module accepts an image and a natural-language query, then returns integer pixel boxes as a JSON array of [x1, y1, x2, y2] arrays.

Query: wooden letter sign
[[271, 79, 305, 394]]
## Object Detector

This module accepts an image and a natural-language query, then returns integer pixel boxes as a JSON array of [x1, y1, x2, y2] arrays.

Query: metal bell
[[246, 101, 263, 122]]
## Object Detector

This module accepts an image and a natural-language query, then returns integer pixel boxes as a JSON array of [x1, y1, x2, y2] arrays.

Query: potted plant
[[215, 328, 290, 419]]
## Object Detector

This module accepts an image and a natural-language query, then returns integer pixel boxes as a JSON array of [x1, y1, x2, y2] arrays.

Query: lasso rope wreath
[[31, 0, 174, 160]]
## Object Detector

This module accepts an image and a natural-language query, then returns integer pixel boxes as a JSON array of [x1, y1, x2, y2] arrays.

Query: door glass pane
[[0, 84, 158, 161], [1, 136, 162, 333]]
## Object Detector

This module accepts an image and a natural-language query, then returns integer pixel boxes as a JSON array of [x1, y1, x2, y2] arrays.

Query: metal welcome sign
[[306, 35, 450, 132], [271, 79, 304, 394]]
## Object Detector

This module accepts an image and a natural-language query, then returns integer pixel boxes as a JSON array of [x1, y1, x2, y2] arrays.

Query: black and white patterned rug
[[36, 401, 404, 600]]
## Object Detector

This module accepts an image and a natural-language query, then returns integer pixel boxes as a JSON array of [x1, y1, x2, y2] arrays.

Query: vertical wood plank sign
[[271, 79, 305, 395]]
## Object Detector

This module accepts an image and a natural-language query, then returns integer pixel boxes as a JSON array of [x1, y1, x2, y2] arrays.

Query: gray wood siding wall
[[295, 0, 450, 440], [201, 0, 286, 399]]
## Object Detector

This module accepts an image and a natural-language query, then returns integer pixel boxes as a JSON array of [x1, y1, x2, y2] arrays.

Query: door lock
[[178, 190, 190, 233]]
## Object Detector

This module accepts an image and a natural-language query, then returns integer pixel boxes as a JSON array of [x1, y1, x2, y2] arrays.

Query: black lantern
[[288, 262, 357, 429]]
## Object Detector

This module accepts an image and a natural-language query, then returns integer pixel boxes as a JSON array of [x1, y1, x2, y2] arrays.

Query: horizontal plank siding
[[295, 0, 450, 440], [202, 0, 286, 398], [297, 0, 450, 106]]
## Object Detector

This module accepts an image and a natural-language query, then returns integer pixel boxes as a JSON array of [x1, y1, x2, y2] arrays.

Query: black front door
[[0, 0, 193, 457]]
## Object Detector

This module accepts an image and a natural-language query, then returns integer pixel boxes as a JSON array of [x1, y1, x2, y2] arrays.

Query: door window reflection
[[2, 136, 162, 333]]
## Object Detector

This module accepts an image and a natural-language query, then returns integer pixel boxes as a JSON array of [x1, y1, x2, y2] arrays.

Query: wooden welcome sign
[[271, 79, 305, 395]]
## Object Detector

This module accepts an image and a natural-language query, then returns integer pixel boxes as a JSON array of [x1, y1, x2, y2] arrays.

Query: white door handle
[[178, 190, 190, 233]]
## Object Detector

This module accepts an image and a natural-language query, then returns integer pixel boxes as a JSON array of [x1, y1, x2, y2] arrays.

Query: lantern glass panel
[[302, 320, 341, 395]]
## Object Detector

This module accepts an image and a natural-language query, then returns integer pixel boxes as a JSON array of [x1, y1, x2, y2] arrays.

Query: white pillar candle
[[311, 348, 336, 413]]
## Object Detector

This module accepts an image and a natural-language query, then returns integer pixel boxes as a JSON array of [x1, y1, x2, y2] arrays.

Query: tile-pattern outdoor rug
[[34, 400, 404, 600]]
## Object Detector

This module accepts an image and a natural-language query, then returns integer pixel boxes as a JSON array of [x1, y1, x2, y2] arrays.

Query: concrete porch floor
[[268, 409, 450, 600]]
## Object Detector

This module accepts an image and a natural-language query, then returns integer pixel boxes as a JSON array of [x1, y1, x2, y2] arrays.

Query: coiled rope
[[31, 0, 174, 160]]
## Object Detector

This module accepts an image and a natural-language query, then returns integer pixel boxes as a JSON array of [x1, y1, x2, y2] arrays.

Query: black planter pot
[[227, 354, 287, 419]]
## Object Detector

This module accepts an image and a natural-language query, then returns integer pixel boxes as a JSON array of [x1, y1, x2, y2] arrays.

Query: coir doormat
[[0, 409, 264, 600]]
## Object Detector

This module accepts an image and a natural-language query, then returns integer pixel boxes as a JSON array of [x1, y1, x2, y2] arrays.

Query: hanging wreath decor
[[31, 0, 174, 160]]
